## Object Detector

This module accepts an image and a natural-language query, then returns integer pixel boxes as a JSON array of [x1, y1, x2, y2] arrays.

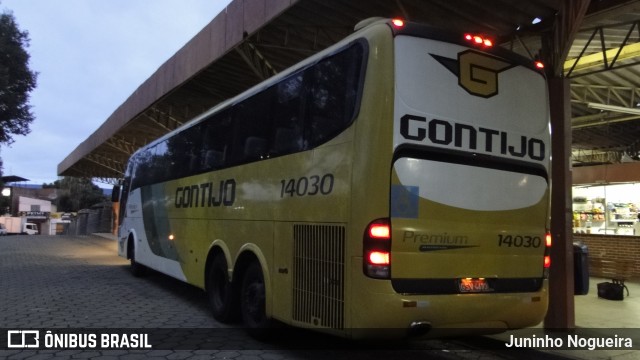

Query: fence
[[64, 202, 113, 236]]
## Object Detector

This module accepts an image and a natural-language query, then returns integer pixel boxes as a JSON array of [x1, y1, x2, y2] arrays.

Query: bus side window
[[231, 91, 273, 165], [273, 73, 306, 155], [132, 147, 154, 188], [244, 137, 268, 160], [273, 127, 303, 154], [307, 45, 363, 147], [202, 149, 224, 170], [200, 111, 232, 171]]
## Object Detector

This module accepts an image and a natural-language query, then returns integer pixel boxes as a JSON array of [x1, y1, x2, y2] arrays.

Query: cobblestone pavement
[[0, 235, 571, 360]]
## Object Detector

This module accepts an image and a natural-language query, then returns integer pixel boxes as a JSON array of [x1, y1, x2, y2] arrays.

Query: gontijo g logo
[[431, 50, 513, 98]]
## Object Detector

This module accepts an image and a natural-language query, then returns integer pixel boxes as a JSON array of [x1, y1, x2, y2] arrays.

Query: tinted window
[[307, 44, 364, 146], [129, 41, 366, 189], [200, 111, 233, 171], [230, 90, 273, 165]]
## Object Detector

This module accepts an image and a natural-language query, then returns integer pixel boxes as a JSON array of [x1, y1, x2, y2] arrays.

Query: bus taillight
[[369, 223, 390, 239], [364, 219, 391, 279], [543, 232, 551, 277], [368, 251, 390, 265], [545, 233, 552, 248]]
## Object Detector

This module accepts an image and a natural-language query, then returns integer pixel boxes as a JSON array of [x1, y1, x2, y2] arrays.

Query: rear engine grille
[[293, 224, 345, 330]]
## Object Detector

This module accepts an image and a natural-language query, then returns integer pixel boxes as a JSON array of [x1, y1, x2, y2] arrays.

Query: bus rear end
[[358, 21, 550, 336]]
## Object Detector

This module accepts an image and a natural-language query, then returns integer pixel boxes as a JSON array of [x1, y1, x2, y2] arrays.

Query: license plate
[[459, 278, 493, 293]]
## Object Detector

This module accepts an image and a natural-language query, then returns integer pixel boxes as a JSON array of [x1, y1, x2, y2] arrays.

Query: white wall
[[17, 196, 52, 212]]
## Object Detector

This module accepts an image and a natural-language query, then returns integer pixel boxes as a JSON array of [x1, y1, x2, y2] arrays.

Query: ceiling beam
[[571, 83, 640, 108], [588, 103, 640, 115], [542, 0, 591, 77], [235, 40, 278, 81], [572, 113, 640, 129], [565, 38, 640, 75], [85, 153, 125, 176], [104, 135, 137, 156]]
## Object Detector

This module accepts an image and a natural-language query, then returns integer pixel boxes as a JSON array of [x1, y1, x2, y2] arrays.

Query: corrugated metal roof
[[568, 2, 640, 164], [57, 0, 640, 179]]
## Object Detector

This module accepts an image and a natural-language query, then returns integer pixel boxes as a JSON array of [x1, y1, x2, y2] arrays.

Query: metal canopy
[[57, 0, 640, 180]]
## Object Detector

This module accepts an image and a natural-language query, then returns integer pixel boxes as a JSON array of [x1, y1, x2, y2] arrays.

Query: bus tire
[[207, 253, 237, 323], [128, 238, 146, 277], [240, 261, 271, 337]]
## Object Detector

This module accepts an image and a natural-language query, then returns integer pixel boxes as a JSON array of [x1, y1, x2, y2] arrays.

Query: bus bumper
[[349, 266, 549, 339]]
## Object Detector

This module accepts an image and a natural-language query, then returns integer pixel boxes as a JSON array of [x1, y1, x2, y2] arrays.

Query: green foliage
[[0, 8, 37, 145], [43, 177, 107, 212]]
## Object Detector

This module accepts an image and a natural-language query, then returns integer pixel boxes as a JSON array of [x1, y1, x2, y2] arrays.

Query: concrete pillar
[[544, 77, 575, 329]]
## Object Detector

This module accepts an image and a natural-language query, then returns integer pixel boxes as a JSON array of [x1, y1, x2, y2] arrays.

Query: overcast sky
[[1, 0, 232, 186]]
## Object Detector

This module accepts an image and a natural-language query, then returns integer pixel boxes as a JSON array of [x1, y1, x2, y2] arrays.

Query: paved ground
[[0, 235, 616, 359]]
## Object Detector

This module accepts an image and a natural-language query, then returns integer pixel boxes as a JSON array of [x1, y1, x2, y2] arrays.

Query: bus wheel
[[241, 261, 271, 337], [128, 239, 146, 277], [207, 253, 237, 323]]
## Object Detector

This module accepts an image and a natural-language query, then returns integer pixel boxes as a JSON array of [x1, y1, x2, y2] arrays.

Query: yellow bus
[[115, 18, 551, 339]]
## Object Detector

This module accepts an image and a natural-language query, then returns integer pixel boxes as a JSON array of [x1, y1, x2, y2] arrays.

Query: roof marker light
[[465, 33, 494, 48], [392, 19, 405, 28], [535, 61, 545, 70]]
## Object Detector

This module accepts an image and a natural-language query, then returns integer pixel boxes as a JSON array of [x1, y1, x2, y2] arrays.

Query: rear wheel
[[207, 253, 237, 323], [128, 238, 146, 277], [240, 261, 271, 337]]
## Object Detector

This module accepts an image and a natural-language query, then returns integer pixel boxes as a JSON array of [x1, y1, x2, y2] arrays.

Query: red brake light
[[545, 233, 552, 247], [369, 224, 390, 239], [391, 19, 405, 28], [368, 251, 390, 265], [543, 232, 552, 276], [535, 61, 545, 69], [364, 219, 392, 279]]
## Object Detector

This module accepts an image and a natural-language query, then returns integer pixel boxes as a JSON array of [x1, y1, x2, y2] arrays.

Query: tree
[[44, 177, 107, 212], [0, 6, 37, 145]]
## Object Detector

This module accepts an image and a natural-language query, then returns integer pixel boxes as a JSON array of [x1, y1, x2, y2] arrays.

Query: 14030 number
[[280, 174, 334, 198], [498, 234, 542, 248]]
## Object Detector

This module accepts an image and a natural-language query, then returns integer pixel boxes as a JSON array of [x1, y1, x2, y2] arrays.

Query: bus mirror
[[111, 185, 121, 203]]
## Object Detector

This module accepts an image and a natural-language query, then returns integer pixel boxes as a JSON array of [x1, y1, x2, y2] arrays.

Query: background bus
[[115, 18, 551, 338]]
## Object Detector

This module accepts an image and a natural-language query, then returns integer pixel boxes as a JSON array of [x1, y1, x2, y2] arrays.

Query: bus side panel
[[269, 133, 354, 328], [129, 130, 355, 312], [272, 222, 293, 322], [347, 25, 396, 332], [123, 189, 188, 281]]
